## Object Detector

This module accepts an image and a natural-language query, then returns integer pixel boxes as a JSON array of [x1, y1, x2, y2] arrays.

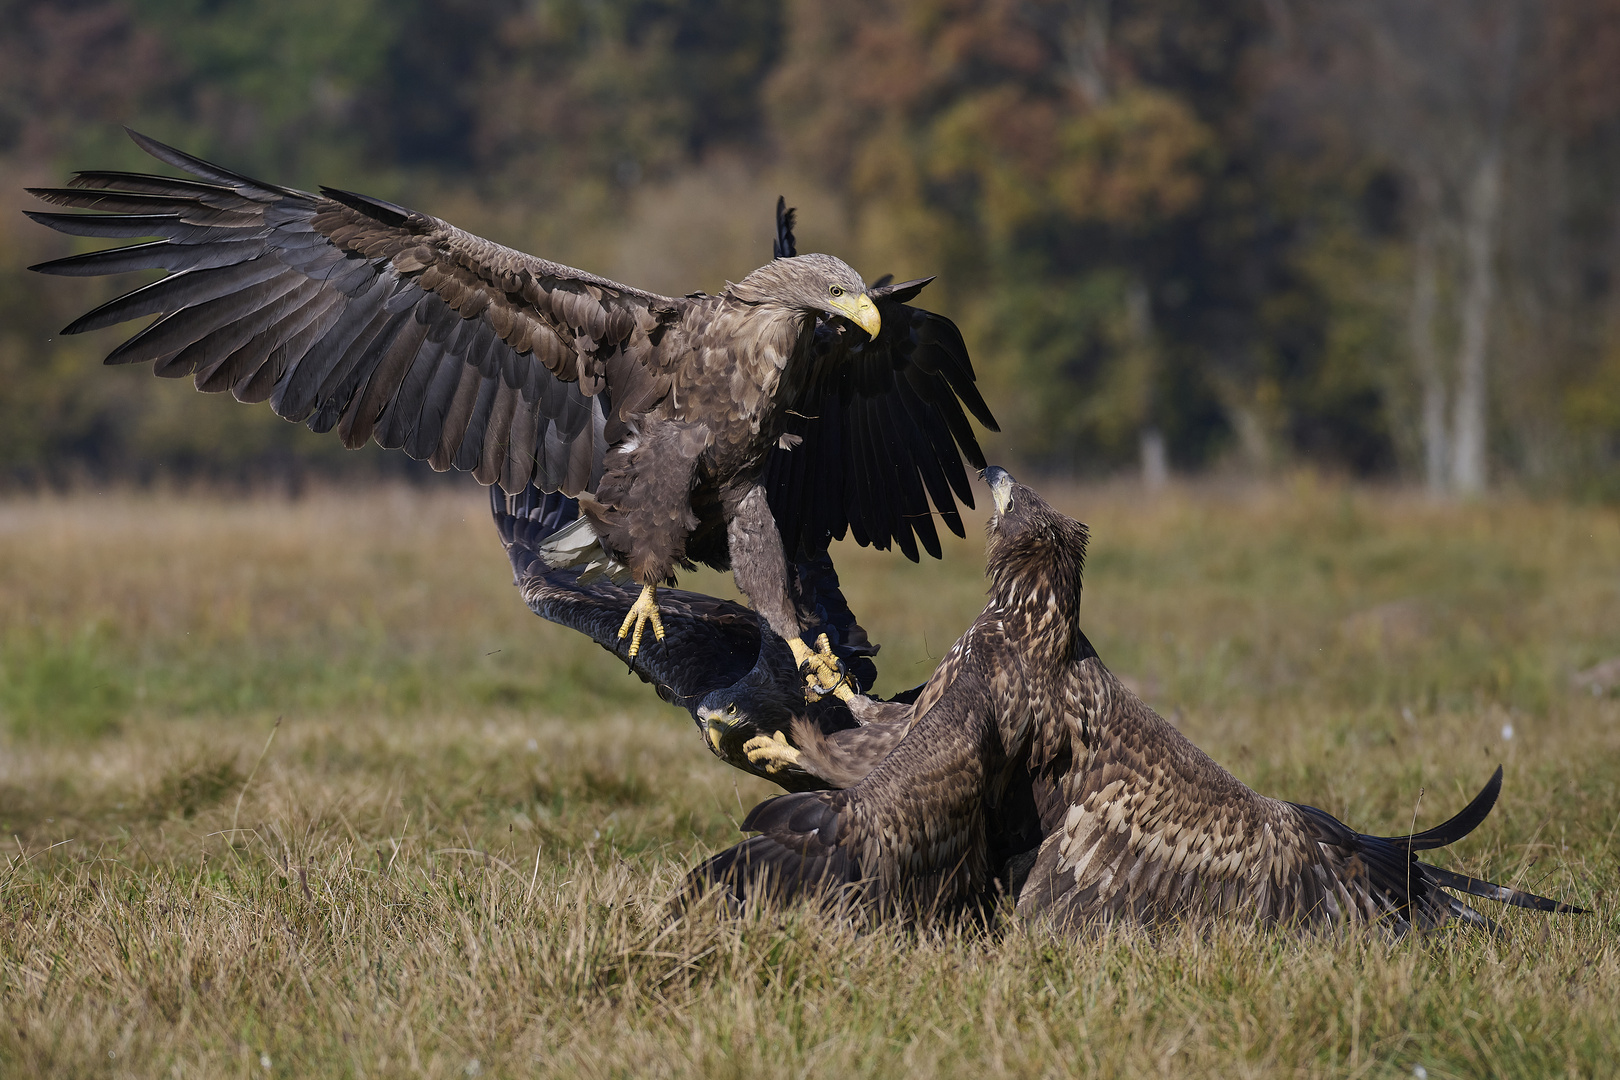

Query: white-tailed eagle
[[28, 132, 997, 696], [692, 469, 1584, 934]]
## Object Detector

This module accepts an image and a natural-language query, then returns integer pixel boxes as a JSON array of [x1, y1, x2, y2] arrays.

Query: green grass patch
[[0, 626, 130, 738]]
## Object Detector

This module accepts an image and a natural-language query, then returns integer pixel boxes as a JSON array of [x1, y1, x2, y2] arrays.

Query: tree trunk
[[1124, 278, 1167, 490], [1062, 0, 1112, 107], [1140, 427, 1168, 491], [1409, 214, 1447, 495], [1451, 144, 1503, 496]]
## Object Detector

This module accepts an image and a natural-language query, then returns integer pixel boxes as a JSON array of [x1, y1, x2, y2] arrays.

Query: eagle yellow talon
[[743, 731, 802, 775], [618, 583, 665, 658], [789, 634, 856, 702]]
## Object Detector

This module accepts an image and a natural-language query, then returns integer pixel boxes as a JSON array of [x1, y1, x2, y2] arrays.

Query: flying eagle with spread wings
[[27, 131, 996, 694], [692, 469, 1585, 934]]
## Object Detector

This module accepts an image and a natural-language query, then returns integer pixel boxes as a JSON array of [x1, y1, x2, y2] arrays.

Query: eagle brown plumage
[[691, 469, 1585, 934], [26, 131, 997, 690]]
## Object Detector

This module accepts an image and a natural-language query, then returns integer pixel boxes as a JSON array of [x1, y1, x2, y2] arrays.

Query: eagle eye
[[829, 284, 844, 297], [726, 703, 738, 716]]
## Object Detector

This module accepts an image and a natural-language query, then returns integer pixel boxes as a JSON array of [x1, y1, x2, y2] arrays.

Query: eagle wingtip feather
[[319, 186, 415, 229]]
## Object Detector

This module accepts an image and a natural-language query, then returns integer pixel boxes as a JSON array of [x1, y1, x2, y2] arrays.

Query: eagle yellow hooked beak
[[831, 292, 881, 339]]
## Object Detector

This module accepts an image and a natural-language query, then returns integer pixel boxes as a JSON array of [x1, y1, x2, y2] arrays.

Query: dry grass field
[[1, 479, 1617, 1078]]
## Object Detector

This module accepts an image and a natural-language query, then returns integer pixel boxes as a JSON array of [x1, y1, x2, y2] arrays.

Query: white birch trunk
[[1125, 278, 1167, 490], [1451, 145, 1503, 496], [1409, 216, 1447, 495], [1140, 428, 1168, 491]]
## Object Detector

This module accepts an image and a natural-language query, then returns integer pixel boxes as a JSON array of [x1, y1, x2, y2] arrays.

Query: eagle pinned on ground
[[691, 469, 1585, 934], [27, 130, 998, 697], [491, 482, 918, 791]]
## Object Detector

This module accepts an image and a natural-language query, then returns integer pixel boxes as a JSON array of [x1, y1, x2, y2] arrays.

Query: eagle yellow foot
[[743, 731, 802, 775], [790, 634, 856, 703], [617, 583, 665, 658]]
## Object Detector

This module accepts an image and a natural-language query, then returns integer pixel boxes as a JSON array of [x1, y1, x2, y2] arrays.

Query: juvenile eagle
[[28, 131, 997, 693], [693, 469, 1584, 934], [492, 483, 917, 790]]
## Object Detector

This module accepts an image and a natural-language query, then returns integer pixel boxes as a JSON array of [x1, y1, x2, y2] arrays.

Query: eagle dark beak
[[830, 293, 881, 339], [985, 466, 1015, 515]]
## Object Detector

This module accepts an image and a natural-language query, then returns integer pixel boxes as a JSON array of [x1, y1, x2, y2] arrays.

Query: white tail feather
[[537, 516, 631, 584]]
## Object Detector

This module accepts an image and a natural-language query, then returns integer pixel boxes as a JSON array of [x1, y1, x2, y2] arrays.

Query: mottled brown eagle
[[27, 131, 997, 693], [691, 469, 1584, 934]]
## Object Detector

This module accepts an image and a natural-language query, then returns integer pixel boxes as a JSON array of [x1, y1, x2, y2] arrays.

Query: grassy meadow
[[1, 478, 1617, 1078]]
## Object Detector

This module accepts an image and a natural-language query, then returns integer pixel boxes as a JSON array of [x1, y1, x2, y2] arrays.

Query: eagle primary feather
[[693, 470, 1584, 934], [29, 130, 997, 686]]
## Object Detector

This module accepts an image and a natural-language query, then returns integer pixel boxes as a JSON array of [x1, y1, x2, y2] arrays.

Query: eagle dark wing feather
[[1396, 766, 1502, 851], [773, 197, 797, 261], [763, 286, 998, 563], [493, 483, 883, 720], [28, 129, 682, 496], [493, 484, 760, 709], [692, 638, 1005, 914], [697, 792, 860, 906]]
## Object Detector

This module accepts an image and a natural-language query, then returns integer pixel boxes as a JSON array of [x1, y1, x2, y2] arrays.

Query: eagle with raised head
[[27, 132, 997, 695], [692, 469, 1584, 934]]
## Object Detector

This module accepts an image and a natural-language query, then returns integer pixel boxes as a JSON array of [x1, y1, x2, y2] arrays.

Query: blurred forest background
[[4, 0, 1620, 495]]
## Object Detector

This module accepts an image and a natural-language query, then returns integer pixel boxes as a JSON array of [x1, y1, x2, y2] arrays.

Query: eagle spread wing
[[29, 132, 995, 570], [691, 626, 1046, 916], [29, 131, 679, 496], [1015, 670, 1577, 933], [692, 471, 1584, 933]]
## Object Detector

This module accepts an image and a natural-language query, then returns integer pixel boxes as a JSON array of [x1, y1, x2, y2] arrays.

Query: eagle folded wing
[[29, 130, 681, 495]]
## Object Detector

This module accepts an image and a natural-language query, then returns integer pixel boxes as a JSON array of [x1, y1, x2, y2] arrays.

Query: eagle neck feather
[[988, 519, 1089, 671]]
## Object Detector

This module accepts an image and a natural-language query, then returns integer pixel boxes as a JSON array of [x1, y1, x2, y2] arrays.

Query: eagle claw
[[790, 634, 855, 703], [618, 583, 666, 658], [743, 731, 802, 775]]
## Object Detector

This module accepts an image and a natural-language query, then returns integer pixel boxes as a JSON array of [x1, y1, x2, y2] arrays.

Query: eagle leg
[[743, 731, 803, 775], [617, 583, 666, 658], [791, 633, 856, 703]]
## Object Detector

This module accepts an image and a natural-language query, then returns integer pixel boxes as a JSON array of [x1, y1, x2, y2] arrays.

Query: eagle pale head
[[729, 253, 881, 339], [983, 466, 1090, 641]]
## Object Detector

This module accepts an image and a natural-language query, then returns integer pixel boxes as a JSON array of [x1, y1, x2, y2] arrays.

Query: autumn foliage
[[3, 0, 1619, 492]]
